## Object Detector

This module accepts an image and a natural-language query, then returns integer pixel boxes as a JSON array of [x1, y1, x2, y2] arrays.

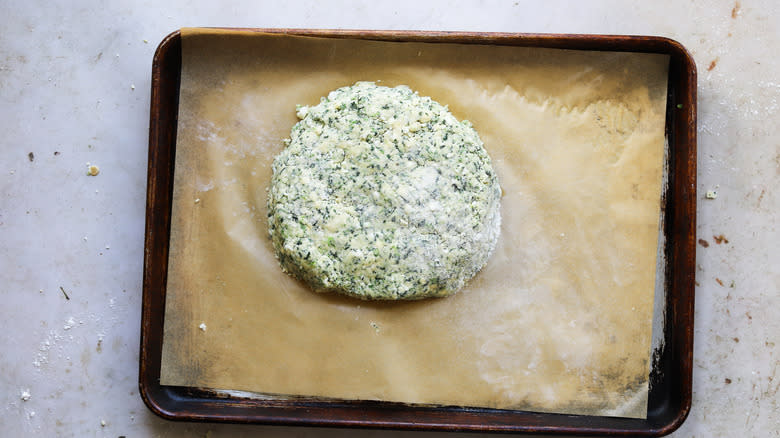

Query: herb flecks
[[267, 82, 501, 300]]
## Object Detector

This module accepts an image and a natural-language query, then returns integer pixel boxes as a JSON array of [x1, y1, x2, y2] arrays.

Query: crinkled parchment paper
[[160, 28, 669, 418]]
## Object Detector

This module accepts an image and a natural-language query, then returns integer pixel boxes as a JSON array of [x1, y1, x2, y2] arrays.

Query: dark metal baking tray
[[140, 28, 696, 436]]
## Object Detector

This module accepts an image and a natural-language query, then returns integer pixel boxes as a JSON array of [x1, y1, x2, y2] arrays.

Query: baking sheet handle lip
[[646, 31, 697, 438], [139, 28, 696, 436], [135, 383, 679, 436], [139, 28, 182, 422], [192, 26, 699, 60], [662, 33, 698, 436]]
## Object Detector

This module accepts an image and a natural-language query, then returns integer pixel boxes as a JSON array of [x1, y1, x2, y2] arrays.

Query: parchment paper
[[160, 28, 669, 418]]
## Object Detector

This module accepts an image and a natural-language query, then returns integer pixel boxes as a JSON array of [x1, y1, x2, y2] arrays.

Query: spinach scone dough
[[267, 82, 501, 300]]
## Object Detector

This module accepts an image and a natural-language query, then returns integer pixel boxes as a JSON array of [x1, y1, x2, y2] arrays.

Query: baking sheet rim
[[140, 28, 697, 436]]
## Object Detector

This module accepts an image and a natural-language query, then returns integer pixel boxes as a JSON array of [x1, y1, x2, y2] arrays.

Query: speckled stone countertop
[[1, 1, 777, 437]]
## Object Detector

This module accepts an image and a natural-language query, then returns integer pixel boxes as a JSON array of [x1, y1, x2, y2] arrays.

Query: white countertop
[[2, 1, 778, 436]]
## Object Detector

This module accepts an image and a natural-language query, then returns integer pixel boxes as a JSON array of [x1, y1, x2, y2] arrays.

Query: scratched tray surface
[[140, 29, 696, 436]]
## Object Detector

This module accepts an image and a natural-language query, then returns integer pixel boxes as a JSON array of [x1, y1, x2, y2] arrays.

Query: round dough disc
[[268, 82, 501, 300]]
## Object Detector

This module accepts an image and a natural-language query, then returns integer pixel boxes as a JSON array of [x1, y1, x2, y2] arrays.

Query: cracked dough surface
[[268, 82, 501, 300]]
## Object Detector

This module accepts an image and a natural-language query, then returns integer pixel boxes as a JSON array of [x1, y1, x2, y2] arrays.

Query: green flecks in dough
[[267, 82, 501, 300]]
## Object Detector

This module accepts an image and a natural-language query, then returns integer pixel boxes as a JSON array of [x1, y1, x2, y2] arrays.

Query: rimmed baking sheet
[[140, 28, 696, 436]]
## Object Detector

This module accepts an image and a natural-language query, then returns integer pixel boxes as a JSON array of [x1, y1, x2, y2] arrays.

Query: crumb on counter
[[63, 316, 75, 330], [20, 389, 31, 401], [199, 323, 207, 332], [732, 1, 741, 18], [713, 234, 729, 244], [705, 190, 718, 199], [87, 164, 100, 176]]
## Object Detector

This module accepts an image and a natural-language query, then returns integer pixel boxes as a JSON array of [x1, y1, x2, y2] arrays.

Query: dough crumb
[[705, 190, 718, 199], [20, 389, 31, 401], [194, 198, 200, 204], [100, 419, 106, 427], [199, 323, 207, 331], [87, 165, 100, 176]]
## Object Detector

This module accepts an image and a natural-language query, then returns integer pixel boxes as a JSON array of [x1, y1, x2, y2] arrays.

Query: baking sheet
[[160, 28, 669, 418]]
